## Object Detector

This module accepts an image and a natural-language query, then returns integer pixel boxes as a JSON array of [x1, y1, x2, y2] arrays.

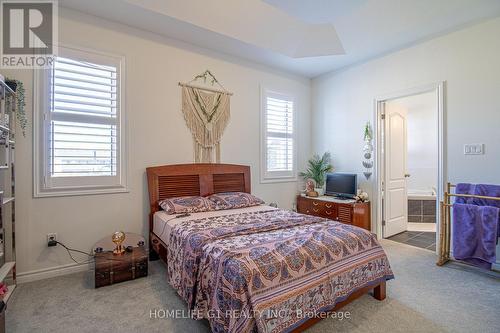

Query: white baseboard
[[17, 261, 91, 284]]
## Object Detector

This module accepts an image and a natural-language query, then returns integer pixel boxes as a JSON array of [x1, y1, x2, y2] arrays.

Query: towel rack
[[437, 182, 500, 271]]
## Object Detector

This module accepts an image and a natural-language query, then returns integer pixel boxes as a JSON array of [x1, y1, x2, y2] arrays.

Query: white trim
[[373, 81, 446, 254], [259, 85, 298, 184], [34, 186, 129, 198], [17, 261, 91, 284], [33, 44, 129, 197]]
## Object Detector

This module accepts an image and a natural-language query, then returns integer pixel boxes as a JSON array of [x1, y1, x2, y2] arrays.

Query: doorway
[[373, 82, 445, 252]]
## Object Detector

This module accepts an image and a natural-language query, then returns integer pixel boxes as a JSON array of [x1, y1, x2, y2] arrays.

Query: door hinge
[[382, 220, 386, 226], [381, 113, 386, 120]]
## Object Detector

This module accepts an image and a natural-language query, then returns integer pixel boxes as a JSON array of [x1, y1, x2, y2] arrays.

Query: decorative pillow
[[159, 196, 214, 215], [208, 192, 265, 210]]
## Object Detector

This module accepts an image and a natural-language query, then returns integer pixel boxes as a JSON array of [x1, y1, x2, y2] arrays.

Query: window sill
[[260, 177, 297, 184], [34, 186, 129, 198]]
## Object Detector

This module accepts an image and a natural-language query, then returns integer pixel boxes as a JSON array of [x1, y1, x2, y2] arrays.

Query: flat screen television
[[325, 173, 357, 199]]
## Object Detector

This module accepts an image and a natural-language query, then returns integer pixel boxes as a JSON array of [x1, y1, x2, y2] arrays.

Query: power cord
[[55, 241, 94, 264], [53, 213, 193, 264], [53, 213, 190, 264], [55, 240, 144, 264]]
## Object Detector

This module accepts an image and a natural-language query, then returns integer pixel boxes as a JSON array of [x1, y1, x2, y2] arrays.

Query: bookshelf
[[0, 76, 17, 311]]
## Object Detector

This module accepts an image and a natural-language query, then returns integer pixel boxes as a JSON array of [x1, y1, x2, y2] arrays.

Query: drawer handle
[[312, 202, 319, 206], [325, 204, 332, 208], [325, 210, 332, 215], [306, 210, 310, 213], [313, 208, 320, 213]]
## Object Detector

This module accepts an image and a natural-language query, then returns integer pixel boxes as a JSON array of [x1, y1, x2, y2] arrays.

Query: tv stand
[[296, 195, 371, 231]]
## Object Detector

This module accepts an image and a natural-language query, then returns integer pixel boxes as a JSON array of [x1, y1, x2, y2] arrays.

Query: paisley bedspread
[[167, 208, 394, 333]]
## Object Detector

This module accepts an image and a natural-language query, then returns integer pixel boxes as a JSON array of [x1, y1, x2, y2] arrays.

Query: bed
[[147, 163, 394, 333]]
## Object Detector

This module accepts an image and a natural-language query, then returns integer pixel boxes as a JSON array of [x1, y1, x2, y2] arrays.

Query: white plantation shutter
[[34, 46, 127, 197], [261, 90, 296, 181], [50, 57, 117, 177]]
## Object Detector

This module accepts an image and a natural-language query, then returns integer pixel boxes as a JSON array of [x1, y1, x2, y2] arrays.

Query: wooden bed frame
[[146, 163, 251, 261], [146, 163, 386, 332]]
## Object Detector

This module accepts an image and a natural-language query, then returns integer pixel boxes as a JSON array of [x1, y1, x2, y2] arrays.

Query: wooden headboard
[[146, 163, 251, 229]]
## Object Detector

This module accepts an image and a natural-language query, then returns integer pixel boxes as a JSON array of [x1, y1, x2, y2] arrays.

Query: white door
[[383, 102, 409, 237]]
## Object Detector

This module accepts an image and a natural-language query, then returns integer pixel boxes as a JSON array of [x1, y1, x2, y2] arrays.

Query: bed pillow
[[159, 196, 214, 215], [208, 192, 265, 210]]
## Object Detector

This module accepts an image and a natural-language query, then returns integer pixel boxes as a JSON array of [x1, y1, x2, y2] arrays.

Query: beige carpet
[[6, 240, 500, 333]]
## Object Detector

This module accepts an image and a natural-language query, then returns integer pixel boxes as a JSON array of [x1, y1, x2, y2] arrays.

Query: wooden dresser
[[296, 195, 371, 231]]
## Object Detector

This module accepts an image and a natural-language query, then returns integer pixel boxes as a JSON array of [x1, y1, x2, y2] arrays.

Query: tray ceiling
[[61, 0, 500, 78]]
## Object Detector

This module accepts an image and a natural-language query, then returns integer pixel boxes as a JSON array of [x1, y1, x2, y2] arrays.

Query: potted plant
[[5, 78, 27, 137], [299, 152, 333, 195]]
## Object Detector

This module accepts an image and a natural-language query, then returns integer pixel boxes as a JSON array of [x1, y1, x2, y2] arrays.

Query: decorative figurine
[[362, 122, 374, 179], [0, 283, 8, 296], [112, 231, 126, 255], [355, 191, 369, 203], [305, 179, 319, 197]]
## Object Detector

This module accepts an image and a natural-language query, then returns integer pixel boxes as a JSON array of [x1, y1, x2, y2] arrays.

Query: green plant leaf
[[299, 152, 333, 187]]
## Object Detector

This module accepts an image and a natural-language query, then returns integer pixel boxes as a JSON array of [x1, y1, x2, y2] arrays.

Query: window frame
[[260, 86, 297, 184], [34, 44, 128, 197]]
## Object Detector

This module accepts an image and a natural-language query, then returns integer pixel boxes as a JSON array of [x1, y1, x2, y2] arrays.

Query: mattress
[[152, 204, 277, 245]]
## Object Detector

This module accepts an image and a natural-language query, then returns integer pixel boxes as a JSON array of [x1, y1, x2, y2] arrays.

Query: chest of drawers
[[296, 195, 371, 231]]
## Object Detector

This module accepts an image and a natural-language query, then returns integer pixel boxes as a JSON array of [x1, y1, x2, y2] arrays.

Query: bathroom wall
[[392, 92, 438, 193]]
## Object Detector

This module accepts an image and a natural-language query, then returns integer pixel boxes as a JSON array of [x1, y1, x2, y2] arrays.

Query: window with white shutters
[[51, 56, 117, 177], [261, 90, 296, 182], [34, 46, 127, 197]]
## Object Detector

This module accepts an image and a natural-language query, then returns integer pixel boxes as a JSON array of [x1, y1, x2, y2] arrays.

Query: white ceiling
[[60, 0, 500, 78]]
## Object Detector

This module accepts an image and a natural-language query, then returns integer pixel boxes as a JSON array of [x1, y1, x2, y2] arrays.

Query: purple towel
[[452, 203, 499, 270], [455, 183, 500, 237], [455, 183, 475, 204]]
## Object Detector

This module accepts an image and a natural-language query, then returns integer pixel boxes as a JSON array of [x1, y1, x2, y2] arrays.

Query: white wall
[[391, 92, 438, 193], [312, 17, 500, 263], [312, 17, 500, 201], [4, 9, 312, 277]]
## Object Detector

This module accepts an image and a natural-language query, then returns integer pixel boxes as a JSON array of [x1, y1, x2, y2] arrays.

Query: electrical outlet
[[47, 233, 57, 247]]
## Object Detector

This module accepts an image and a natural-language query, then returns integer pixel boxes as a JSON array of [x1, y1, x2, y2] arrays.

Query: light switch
[[464, 144, 484, 155]]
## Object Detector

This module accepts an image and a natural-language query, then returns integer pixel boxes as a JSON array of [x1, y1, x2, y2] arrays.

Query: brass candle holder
[[112, 231, 126, 255]]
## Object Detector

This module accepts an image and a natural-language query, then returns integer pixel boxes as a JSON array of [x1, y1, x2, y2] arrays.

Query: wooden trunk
[[94, 246, 148, 288]]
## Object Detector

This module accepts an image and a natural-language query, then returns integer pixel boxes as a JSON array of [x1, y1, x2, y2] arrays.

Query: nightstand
[[93, 233, 148, 288]]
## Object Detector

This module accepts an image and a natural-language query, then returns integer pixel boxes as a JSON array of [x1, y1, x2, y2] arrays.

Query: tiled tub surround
[[408, 199, 437, 223]]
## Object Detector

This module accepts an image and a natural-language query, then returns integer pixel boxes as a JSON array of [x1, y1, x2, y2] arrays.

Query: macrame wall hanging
[[179, 70, 232, 163]]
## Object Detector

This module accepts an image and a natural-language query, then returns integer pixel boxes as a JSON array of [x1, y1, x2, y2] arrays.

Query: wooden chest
[[296, 195, 371, 231], [94, 246, 148, 288]]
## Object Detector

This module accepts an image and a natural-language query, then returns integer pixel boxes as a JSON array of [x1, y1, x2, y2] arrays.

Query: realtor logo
[[1, 0, 58, 68]]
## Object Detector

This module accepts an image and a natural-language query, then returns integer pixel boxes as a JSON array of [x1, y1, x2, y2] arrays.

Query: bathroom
[[387, 91, 438, 251], [406, 92, 438, 234]]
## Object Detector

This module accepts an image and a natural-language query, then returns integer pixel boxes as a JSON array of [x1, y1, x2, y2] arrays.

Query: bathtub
[[408, 189, 436, 200], [408, 189, 437, 225]]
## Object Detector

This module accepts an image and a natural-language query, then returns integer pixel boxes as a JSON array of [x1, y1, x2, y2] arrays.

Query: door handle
[[404, 173, 411, 178]]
